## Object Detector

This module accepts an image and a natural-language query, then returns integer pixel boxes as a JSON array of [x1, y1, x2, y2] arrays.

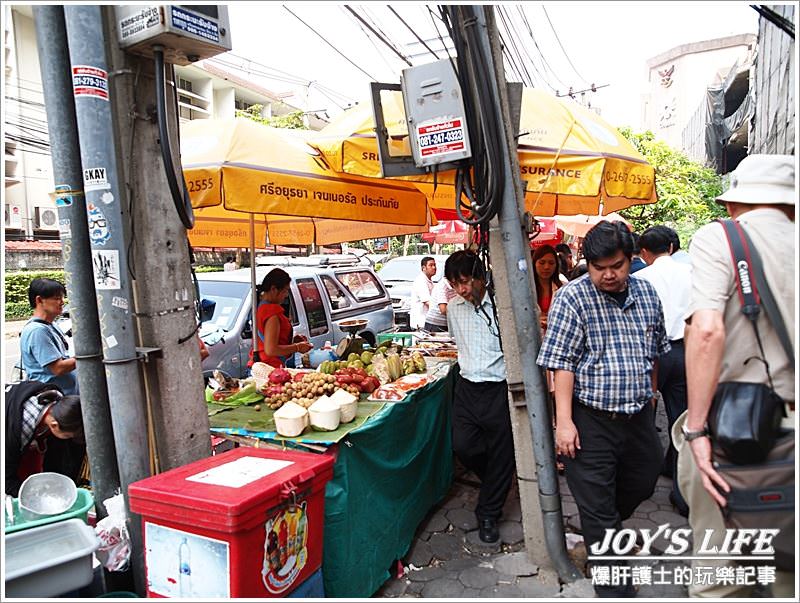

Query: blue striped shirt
[[447, 292, 506, 382], [537, 274, 670, 413]]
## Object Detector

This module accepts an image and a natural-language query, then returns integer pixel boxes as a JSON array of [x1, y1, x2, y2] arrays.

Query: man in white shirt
[[410, 256, 436, 329], [635, 225, 692, 516]]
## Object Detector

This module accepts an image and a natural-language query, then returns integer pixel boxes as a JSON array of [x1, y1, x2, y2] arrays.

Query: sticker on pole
[[170, 6, 220, 43], [92, 249, 121, 290], [73, 66, 109, 101], [415, 118, 466, 159]]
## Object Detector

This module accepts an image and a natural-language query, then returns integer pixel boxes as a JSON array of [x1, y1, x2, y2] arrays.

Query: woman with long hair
[[532, 245, 562, 331], [250, 268, 313, 368]]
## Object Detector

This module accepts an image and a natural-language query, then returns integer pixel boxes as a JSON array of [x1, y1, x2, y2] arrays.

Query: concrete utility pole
[[33, 5, 122, 519], [101, 6, 211, 472], [63, 5, 151, 592], [461, 6, 582, 584]]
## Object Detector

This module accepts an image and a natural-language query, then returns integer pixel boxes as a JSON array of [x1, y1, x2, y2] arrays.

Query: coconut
[[273, 402, 309, 437], [329, 388, 358, 423], [308, 396, 341, 432]]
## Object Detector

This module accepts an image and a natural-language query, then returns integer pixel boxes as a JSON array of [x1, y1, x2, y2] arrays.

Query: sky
[[225, 2, 760, 130]]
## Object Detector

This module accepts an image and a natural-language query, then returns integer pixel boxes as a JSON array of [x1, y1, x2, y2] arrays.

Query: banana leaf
[[204, 382, 264, 406]]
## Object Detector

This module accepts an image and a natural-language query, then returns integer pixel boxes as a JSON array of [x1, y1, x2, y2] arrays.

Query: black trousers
[[657, 340, 688, 513], [423, 321, 448, 333], [565, 400, 662, 596], [452, 375, 515, 521]]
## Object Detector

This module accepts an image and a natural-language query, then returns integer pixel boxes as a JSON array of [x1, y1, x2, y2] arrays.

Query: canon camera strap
[[717, 219, 794, 387]]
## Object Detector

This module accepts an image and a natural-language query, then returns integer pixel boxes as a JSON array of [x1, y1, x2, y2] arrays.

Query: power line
[[541, 5, 591, 87], [341, 6, 398, 75], [283, 6, 379, 81], [388, 6, 440, 60], [344, 5, 412, 66], [516, 6, 569, 92]]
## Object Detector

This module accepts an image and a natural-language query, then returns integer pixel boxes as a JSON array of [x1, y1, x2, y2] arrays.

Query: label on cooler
[[145, 522, 230, 598], [262, 496, 309, 594], [186, 456, 294, 488]]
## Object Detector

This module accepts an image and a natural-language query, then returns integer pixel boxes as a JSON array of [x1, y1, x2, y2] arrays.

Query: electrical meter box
[[115, 5, 232, 65], [400, 59, 472, 169]]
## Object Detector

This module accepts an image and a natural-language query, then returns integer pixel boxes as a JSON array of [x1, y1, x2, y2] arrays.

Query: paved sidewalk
[[374, 405, 692, 598]]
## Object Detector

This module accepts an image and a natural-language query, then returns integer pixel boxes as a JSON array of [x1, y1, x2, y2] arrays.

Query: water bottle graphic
[[178, 536, 192, 597]]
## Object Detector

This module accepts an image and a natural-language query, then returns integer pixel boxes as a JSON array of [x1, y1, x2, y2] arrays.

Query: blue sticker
[[87, 202, 111, 245], [55, 195, 73, 207]]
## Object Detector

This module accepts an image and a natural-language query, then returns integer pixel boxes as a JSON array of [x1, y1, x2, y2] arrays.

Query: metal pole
[[250, 214, 258, 356], [470, 6, 582, 583], [32, 4, 121, 519], [63, 5, 150, 592]]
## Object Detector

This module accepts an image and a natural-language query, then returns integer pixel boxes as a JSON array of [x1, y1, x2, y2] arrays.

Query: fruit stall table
[[207, 359, 456, 598]]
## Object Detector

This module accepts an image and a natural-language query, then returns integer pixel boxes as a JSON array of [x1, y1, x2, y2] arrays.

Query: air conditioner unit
[[4, 203, 23, 228], [34, 206, 59, 230]]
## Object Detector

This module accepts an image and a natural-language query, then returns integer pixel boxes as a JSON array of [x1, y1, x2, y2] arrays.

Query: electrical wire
[[283, 6, 380, 81], [516, 7, 569, 92], [388, 6, 440, 59], [542, 5, 591, 87], [344, 5, 413, 66], [341, 6, 398, 76]]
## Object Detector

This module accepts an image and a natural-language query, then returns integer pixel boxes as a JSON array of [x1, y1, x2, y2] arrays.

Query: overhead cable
[[542, 5, 591, 86], [388, 5, 440, 59], [283, 6, 379, 81], [344, 5, 413, 66]]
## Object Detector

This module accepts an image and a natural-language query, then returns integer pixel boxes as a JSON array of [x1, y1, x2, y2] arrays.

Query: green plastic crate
[[5, 488, 94, 534], [376, 332, 414, 347]]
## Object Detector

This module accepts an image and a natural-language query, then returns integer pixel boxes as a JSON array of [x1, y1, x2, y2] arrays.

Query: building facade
[[3, 6, 323, 242], [642, 34, 756, 155]]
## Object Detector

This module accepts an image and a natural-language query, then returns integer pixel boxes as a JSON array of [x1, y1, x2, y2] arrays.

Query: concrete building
[[749, 4, 795, 155], [642, 33, 756, 155], [3, 5, 324, 242]]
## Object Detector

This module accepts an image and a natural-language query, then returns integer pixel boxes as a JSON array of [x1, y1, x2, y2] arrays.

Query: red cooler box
[[128, 447, 334, 598]]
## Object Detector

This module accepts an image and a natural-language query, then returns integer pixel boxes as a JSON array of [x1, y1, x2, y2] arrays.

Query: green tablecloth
[[322, 365, 455, 598]]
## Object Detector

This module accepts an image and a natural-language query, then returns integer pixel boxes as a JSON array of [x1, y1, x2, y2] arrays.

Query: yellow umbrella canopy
[[180, 118, 435, 248], [309, 88, 657, 217]]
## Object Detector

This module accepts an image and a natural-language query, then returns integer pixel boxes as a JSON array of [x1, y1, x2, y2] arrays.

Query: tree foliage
[[617, 128, 726, 245], [235, 104, 308, 130]]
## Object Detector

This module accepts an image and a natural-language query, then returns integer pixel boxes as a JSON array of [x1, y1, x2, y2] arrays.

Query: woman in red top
[[251, 268, 313, 368], [532, 245, 562, 331]]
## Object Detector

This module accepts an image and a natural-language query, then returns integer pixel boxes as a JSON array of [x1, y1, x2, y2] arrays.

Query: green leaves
[[235, 105, 308, 130], [617, 128, 725, 245]]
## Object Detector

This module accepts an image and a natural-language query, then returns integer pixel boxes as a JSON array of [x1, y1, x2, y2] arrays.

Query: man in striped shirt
[[446, 250, 514, 544], [538, 221, 669, 597]]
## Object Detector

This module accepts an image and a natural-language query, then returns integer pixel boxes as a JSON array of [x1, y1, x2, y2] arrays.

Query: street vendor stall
[[207, 358, 457, 598]]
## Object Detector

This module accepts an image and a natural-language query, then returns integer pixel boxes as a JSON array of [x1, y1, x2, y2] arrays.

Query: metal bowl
[[18, 473, 77, 520], [337, 319, 368, 336]]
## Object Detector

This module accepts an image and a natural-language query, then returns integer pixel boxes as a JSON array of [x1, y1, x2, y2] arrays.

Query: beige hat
[[716, 154, 796, 205]]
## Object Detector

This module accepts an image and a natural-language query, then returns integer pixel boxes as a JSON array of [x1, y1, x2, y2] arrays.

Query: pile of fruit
[[259, 369, 358, 410], [317, 344, 427, 384]]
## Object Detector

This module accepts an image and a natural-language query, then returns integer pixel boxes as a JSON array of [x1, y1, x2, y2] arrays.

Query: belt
[[578, 402, 641, 421], [670, 338, 683, 345]]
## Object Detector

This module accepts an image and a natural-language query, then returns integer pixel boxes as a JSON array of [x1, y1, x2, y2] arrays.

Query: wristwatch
[[681, 423, 709, 441]]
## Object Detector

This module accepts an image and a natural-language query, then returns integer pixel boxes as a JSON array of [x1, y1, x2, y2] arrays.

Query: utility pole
[[101, 6, 211, 473], [459, 6, 582, 584], [33, 5, 121, 519]]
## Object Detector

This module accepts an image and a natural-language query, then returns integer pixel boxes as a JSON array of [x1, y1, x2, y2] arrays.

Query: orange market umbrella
[[309, 88, 658, 217], [555, 212, 632, 238], [421, 220, 471, 245], [180, 118, 437, 247]]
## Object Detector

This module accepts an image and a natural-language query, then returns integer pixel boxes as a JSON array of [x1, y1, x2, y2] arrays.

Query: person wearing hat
[[675, 154, 795, 597]]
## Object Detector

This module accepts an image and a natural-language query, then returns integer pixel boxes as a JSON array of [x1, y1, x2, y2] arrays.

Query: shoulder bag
[[708, 219, 792, 465]]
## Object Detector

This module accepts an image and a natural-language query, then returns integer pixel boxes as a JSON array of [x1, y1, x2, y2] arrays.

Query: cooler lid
[[128, 447, 334, 520]]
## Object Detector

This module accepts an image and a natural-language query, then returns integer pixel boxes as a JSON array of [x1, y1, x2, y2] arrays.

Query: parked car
[[198, 261, 395, 378], [376, 254, 449, 330]]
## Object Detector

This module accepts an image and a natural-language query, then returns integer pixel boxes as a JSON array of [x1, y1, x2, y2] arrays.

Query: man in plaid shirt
[[537, 221, 670, 597]]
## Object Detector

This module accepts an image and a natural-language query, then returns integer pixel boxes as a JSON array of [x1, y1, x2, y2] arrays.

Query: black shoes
[[478, 518, 499, 543]]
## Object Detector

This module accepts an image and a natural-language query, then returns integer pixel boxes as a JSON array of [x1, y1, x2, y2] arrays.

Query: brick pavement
[[374, 403, 693, 598]]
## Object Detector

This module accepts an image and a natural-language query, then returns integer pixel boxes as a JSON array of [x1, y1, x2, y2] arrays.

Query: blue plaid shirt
[[537, 274, 670, 414]]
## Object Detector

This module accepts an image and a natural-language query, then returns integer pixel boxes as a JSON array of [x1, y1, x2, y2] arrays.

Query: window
[[336, 270, 384, 302], [321, 275, 351, 310], [297, 278, 328, 336], [196, 281, 249, 332], [235, 99, 254, 111]]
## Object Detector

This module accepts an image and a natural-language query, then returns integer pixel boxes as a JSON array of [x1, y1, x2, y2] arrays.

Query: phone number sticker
[[416, 118, 466, 158], [73, 65, 109, 101]]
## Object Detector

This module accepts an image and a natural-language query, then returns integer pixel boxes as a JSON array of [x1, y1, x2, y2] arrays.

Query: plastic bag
[[95, 492, 131, 572]]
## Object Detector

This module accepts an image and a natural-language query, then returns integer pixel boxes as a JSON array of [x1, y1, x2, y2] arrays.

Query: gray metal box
[[115, 5, 232, 65], [400, 59, 472, 169]]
